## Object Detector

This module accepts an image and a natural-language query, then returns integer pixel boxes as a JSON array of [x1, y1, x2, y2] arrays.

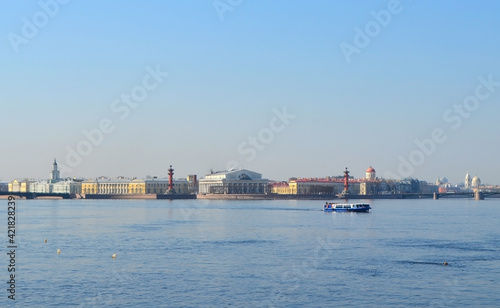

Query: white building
[[29, 180, 51, 193], [21, 160, 82, 194], [52, 179, 82, 194], [465, 172, 472, 189], [198, 169, 270, 194], [365, 166, 376, 180]]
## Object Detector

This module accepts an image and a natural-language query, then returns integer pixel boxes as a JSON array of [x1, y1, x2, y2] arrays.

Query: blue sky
[[1, 0, 499, 184]]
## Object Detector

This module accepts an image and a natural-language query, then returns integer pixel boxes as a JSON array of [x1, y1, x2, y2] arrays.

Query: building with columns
[[198, 169, 270, 194], [82, 177, 131, 194], [81, 177, 190, 195]]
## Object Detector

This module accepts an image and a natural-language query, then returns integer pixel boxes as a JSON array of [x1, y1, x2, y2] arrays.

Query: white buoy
[[111, 253, 116, 258], [57, 249, 61, 254]]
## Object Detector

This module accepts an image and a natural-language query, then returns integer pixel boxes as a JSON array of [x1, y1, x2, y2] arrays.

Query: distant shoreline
[[3, 192, 499, 200]]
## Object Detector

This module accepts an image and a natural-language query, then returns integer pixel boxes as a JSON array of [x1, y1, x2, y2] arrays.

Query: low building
[[419, 181, 439, 194], [30, 179, 81, 194], [293, 178, 357, 195], [29, 180, 51, 193], [82, 177, 131, 194], [198, 169, 270, 194], [359, 179, 388, 195], [144, 178, 190, 194], [272, 167, 391, 196], [82, 179, 98, 194], [52, 179, 82, 194], [270, 182, 293, 194], [9, 179, 34, 193], [359, 181, 376, 195], [129, 178, 146, 194], [81, 177, 190, 195]]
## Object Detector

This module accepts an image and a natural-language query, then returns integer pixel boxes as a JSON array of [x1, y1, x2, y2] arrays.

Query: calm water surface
[[5, 198, 500, 307]]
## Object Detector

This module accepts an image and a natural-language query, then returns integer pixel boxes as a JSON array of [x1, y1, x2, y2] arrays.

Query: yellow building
[[271, 182, 296, 194], [271, 179, 357, 195], [82, 180, 98, 194], [82, 178, 129, 194], [9, 179, 34, 193], [129, 179, 146, 194], [81, 177, 189, 195], [360, 181, 377, 195]]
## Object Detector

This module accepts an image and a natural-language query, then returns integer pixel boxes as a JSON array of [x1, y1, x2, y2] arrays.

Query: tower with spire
[[465, 172, 471, 190], [50, 158, 61, 183]]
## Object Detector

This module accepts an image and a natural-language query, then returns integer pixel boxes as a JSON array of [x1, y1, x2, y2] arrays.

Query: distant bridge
[[402, 192, 500, 199]]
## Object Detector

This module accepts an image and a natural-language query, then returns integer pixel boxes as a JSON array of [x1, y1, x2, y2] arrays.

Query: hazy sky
[[1, 1, 499, 184]]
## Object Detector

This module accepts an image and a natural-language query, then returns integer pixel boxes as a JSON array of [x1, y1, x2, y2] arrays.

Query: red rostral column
[[168, 165, 174, 191], [343, 167, 350, 193]]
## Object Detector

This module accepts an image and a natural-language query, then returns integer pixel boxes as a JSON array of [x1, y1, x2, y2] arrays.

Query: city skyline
[[2, 1, 500, 184], [0, 157, 490, 187]]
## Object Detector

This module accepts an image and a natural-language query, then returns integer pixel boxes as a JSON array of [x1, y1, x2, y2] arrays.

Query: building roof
[[366, 167, 376, 173], [293, 178, 363, 183], [202, 169, 263, 181]]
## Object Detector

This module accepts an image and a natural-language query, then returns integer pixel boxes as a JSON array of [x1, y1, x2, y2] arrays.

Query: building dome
[[365, 166, 376, 180], [471, 175, 481, 188]]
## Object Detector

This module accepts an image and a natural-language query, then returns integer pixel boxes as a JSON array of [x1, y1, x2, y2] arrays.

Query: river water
[[5, 198, 500, 307]]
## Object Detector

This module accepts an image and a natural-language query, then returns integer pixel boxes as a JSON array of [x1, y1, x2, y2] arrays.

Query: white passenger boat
[[323, 202, 371, 212]]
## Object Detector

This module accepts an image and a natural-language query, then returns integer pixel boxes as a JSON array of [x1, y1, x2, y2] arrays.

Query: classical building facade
[[271, 167, 392, 195], [52, 179, 82, 194], [29, 180, 51, 193], [9, 179, 34, 193], [271, 182, 294, 194], [198, 169, 270, 194], [81, 177, 190, 195], [82, 177, 131, 194]]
